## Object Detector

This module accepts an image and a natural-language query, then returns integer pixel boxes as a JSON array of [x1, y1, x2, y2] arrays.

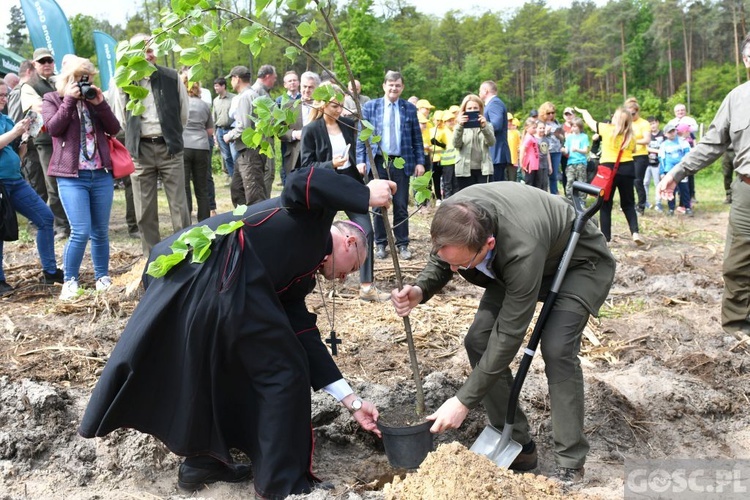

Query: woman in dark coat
[[300, 84, 388, 302]]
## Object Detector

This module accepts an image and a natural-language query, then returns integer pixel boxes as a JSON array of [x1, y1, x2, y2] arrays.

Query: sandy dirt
[[1, 186, 749, 500]]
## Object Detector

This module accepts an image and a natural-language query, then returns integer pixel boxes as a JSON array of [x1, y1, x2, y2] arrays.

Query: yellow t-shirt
[[632, 117, 650, 156], [598, 123, 635, 163], [507, 129, 521, 166]]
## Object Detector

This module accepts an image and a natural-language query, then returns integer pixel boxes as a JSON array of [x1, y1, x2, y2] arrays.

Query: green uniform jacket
[[414, 183, 616, 408]]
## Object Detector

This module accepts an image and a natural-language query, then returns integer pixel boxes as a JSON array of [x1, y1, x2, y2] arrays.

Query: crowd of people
[[2, 30, 749, 500]]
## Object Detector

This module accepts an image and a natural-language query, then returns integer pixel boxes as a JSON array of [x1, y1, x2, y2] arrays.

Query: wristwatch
[[349, 398, 363, 412]]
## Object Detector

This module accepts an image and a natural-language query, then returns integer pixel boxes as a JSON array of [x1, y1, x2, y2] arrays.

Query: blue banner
[[93, 31, 118, 90], [20, 0, 75, 74]]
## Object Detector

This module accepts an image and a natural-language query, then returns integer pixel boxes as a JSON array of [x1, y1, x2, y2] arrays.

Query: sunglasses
[[37, 57, 54, 65]]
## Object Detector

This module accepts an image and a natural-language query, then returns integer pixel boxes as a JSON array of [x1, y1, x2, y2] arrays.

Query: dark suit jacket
[[485, 95, 512, 165], [300, 116, 363, 183], [278, 93, 303, 172], [356, 97, 425, 175]]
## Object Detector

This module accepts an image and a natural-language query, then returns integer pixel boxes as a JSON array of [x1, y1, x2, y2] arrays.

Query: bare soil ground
[[1, 179, 748, 500]]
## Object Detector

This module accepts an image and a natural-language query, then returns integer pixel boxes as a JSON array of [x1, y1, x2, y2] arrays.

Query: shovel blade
[[469, 424, 523, 468]]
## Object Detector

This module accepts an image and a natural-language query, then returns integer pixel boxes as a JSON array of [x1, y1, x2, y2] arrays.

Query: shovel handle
[[505, 184, 606, 427]]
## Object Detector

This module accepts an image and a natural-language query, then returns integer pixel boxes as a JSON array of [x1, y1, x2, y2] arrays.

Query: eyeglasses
[[37, 57, 54, 65], [457, 248, 482, 271], [0, 93, 8, 99], [548, 111, 556, 114]]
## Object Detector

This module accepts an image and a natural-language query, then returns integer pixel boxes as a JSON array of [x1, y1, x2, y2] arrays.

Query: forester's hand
[[426, 397, 469, 433]]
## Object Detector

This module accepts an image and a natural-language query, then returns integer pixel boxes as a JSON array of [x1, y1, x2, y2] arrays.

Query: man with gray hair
[[279, 71, 319, 185], [21, 48, 71, 242], [659, 33, 750, 338], [109, 34, 191, 255]]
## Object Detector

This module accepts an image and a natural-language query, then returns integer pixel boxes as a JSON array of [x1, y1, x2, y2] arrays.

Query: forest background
[[4, 0, 750, 128]]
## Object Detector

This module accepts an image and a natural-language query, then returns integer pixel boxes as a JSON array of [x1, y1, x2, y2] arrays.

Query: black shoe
[[177, 461, 252, 491], [0, 281, 14, 297], [375, 245, 387, 259], [41, 268, 64, 285], [509, 441, 538, 471]]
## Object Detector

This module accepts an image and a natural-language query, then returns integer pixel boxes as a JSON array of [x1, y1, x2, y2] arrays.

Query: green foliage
[[6, 6, 30, 56], [323, 0, 387, 95], [410, 171, 433, 205]]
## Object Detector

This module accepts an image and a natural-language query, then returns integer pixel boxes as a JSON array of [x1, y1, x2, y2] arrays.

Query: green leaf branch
[[128, 0, 430, 416]]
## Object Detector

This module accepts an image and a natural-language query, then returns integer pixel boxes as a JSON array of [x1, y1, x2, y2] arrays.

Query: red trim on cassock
[[295, 327, 318, 336], [275, 260, 324, 295], [305, 168, 314, 210], [246, 208, 281, 227]]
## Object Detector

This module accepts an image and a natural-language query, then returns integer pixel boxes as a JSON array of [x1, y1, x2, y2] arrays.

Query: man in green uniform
[[391, 182, 615, 484], [659, 33, 750, 338]]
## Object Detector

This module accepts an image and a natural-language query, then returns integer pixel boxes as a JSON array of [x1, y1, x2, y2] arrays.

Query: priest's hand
[[367, 179, 397, 208], [426, 396, 469, 434], [352, 402, 382, 438]]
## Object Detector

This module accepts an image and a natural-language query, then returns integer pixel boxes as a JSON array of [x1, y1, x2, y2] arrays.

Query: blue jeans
[[57, 169, 114, 281], [216, 127, 235, 178], [0, 178, 57, 281], [371, 156, 410, 248], [549, 152, 562, 195]]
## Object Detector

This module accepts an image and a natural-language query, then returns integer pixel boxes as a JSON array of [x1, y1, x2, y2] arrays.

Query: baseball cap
[[33, 48, 53, 62], [418, 113, 428, 124], [449, 105, 460, 114], [433, 110, 444, 122], [664, 123, 676, 133], [226, 65, 251, 79], [530, 109, 539, 118], [676, 123, 691, 133], [442, 110, 456, 121], [416, 99, 434, 110], [563, 107, 575, 115]]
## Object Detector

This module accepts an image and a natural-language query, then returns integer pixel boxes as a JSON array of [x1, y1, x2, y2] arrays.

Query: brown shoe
[[553, 466, 585, 485], [509, 441, 537, 471]]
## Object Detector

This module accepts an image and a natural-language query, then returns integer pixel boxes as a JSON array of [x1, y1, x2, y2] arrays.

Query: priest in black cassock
[[78, 167, 397, 500]]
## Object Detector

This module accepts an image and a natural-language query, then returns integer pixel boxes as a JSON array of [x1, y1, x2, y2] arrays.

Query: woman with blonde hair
[[300, 84, 387, 302], [624, 97, 651, 214], [42, 56, 120, 300], [453, 94, 495, 191], [180, 73, 214, 222], [538, 101, 565, 195], [578, 106, 643, 245]]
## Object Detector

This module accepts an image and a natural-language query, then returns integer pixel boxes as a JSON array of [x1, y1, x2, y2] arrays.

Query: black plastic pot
[[377, 419, 434, 469]]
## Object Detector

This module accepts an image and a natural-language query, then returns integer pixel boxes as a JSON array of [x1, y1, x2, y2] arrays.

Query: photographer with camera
[[453, 93, 495, 192], [41, 56, 121, 300]]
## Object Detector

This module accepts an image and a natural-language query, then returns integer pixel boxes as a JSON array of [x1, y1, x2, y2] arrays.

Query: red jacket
[[42, 93, 121, 178]]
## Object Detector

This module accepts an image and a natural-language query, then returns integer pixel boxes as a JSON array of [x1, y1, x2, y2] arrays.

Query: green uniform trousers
[[464, 285, 590, 469], [723, 177, 750, 334]]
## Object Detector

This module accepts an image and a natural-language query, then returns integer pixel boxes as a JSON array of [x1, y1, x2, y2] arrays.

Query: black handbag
[[0, 182, 19, 242]]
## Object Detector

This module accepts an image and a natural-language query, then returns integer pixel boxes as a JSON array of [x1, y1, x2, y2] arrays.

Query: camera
[[77, 75, 97, 100]]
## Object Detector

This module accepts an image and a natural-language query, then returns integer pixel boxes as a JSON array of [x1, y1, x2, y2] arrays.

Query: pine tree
[[6, 6, 28, 55]]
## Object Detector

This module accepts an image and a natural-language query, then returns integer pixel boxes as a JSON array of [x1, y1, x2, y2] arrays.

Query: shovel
[[470, 181, 605, 468]]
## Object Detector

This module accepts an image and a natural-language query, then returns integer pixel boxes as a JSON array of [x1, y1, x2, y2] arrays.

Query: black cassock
[[78, 168, 371, 499]]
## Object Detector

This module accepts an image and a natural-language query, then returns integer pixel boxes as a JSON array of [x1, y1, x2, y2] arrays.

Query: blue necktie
[[388, 103, 397, 155]]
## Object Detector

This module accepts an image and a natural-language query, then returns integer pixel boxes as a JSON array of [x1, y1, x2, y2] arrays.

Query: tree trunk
[[733, 3, 741, 85], [681, 11, 691, 114], [668, 35, 674, 96], [620, 21, 627, 100]]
